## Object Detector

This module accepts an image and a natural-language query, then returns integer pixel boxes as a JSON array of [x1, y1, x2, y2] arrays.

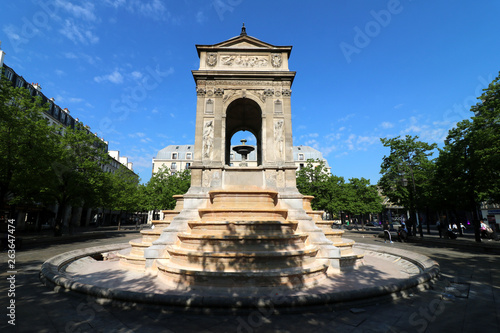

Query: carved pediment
[[214, 36, 275, 49], [196, 33, 292, 57]]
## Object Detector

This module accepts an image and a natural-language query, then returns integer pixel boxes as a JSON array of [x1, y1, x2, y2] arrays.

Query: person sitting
[[398, 222, 408, 242], [480, 220, 494, 239]]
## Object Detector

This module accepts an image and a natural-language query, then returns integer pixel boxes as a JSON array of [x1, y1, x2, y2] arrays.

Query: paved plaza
[[1, 227, 499, 333]]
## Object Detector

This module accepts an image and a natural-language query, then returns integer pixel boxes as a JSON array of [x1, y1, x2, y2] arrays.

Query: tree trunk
[[472, 203, 481, 242], [54, 200, 66, 237]]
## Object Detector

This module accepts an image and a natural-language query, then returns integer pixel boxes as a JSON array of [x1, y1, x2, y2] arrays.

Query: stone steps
[[198, 208, 288, 221], [119, 195, 184, 269], [302, 195, 363, 265], [157, 259, 328, 288], [177, 232, 308, 251], [188, 220, 298, 235]]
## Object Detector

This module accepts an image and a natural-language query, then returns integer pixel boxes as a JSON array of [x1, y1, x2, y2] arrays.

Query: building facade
[[1, 44, 135, 231], [152, 144, 330, 174]]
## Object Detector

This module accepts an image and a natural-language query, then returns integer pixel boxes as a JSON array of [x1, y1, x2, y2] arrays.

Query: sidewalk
[[14, 225, 145, 249], [343, 226, 500, 254], [2, 225, 499, 332]]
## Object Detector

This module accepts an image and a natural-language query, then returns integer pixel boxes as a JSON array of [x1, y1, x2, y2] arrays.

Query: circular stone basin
[[233, 145, 255, 156], [40, 243, 439, 310]]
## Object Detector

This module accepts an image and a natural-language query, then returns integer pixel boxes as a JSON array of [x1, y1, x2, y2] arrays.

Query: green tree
[[143, 167, 191, 211], [296, 159, 332, 211], [346, 177, 383, 227], [436, 72, 500, 241], [296, 159, 382, 224], [0, 74, 58, 218], [106, 166, 141, 230], [46, 122, 110, 235], [379, 135, 437, 236]]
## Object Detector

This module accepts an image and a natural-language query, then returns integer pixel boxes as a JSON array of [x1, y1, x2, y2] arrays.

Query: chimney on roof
[[0, 41, 5, 68], [49, 97, 55, 102], [32, 83, 42, 91], [63, 108, 69, 114]]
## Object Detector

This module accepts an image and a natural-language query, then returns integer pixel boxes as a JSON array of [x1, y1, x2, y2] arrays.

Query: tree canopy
[[0, 74, 57, 210], [297, 159, 382, 221], [141, 167, 191, 211], [435, 72, 500, 241]]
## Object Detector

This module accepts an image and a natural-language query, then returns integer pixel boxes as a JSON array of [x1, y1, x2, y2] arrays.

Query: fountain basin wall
[[40, 242, 439, 310]]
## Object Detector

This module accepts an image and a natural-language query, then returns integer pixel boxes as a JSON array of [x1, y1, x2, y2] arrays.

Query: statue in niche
[[203, 120, 214, 159], [274, 120, 284, 159]]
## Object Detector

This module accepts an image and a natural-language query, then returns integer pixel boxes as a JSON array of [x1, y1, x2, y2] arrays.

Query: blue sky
[[1, 0, 499, 184]]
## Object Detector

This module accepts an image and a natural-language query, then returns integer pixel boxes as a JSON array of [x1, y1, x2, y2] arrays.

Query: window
[[5, 69, 13, 80], [230, 153, 234, 161], [186, 152, 192, 160], [171, 162, 177, 170], [298, 153, 304, 161], [185, 162, 191, 169], [299, 163, 304, 169], [172, 152, 178, 160], [16, 77, 24, 88]]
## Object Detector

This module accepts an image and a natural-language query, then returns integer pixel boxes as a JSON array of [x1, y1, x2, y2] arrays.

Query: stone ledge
[[40, 242, 439, 310]]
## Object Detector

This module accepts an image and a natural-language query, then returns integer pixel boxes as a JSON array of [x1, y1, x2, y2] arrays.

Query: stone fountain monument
[[41, 27, 438, 309], [131, 25, 362, 289]]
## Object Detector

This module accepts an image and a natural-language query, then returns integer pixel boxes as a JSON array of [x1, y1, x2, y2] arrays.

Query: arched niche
[[225, 98, 262, 166]]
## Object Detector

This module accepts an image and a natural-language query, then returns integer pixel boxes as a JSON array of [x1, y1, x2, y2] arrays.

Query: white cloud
[[196, 10, 207, 24], [381, 121, 394, 129], [60, 19, 99, 45], [68, 97, 83, 103], [398, 116, 452, 143], [94, 70, 123, 84], [299, 133, 319, 140], [55, 0, 97, 21], [64, 52, 78, 59], [129, 132, 146, 138], [338, 113, 355, 122], [131, 71, 143, 79], [107, 0, 171, 21], [2, 25, 23, 41]]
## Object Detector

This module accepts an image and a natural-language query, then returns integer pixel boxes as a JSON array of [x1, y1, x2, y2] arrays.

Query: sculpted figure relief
[[220, 55, 268, 67], [274, 120, 284, 159], [203, 120, 214, 159]]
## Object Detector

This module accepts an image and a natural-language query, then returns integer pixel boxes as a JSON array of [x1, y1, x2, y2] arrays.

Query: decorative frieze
[[282, 89, 292, 97], [214, 88, 224, 97], [264, 89, 274, 97], [197, 88, 206, 96], [220, 54, 268, 68]]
